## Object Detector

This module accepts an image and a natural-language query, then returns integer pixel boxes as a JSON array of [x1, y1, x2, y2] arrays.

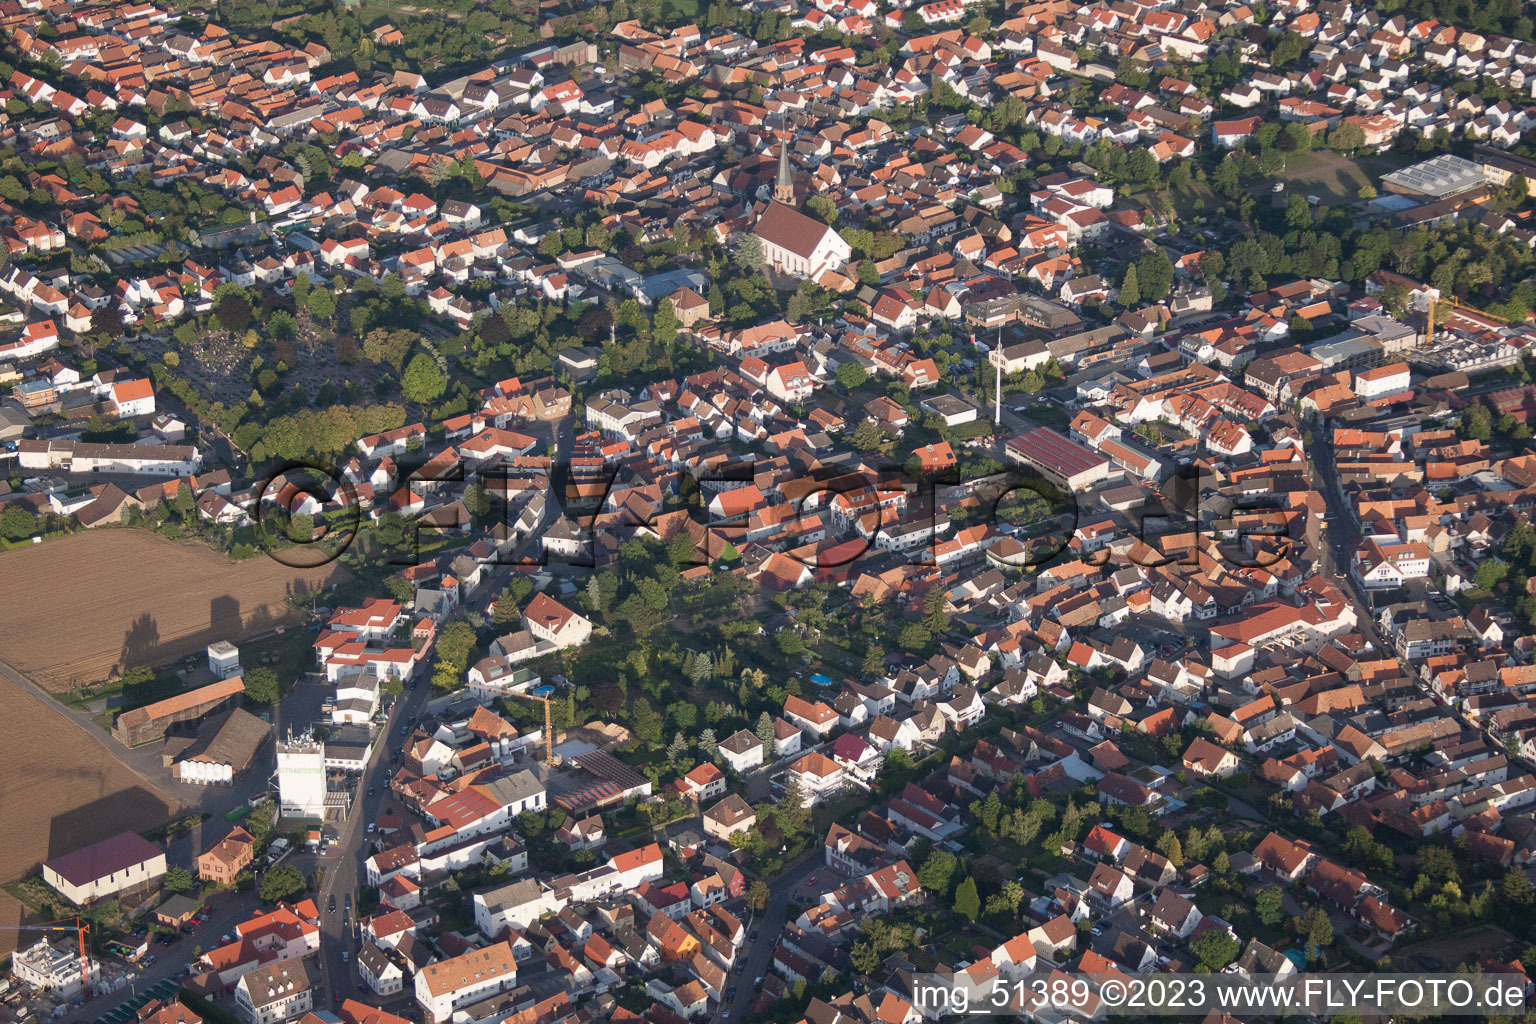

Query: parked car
[[342, 951, 350, 963]]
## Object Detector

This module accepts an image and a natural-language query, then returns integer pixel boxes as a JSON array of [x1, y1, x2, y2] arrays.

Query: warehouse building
[[1380, 154, 1486, 200], [1005, 427, 1113, 491]]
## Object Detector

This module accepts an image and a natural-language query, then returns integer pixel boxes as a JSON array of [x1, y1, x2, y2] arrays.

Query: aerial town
[[9, 0, 1536, 1020]]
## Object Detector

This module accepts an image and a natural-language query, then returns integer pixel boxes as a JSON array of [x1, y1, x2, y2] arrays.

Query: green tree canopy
[[242, 666, 281, 704], [402, 353, 447, 404]]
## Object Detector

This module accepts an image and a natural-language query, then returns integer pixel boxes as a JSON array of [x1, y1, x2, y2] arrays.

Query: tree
[[494, 578, 534, 626], [632, 697, 662, 744], [897, 622, 931, 652], [775, 630, 806, 658], [1463, 403, 1494, 442], [1118, 264, 1141, 307], [953, 876, 980, 921], [1192, 929, 1239, 971], [215, 289, 253, 333], [836, 361, 868, 389], [245, 801, 275, 846], [850, 418, 883, 451], [918, 849, 958, 894], [653, 299, 678, 345], [1328, 121, 1366, 153], [163, 866, 195, 893], [1477, 559, 1509, 592], [1295, 906, 1333, 960], [462, 482, 491, 521], [243, 666, 281, 704], [0, 505, 35, 541], [1156, 831, 1184, 867], [1269, 29, 1306, 68], [747, 880, 770, 913], [385, 575, 414, 603], [1255, 885, 1285, 926], [1503, 868, 1535, 908], [669, 701, 699, 730], [402, 353, 447, 404], [735, 234, 764, 271], [1136, 249, 1175, 302], [756, 711, 776, 751], [363, 328, 415, 371], [258, 864, 306, 903], [289, 512, 314, 543]]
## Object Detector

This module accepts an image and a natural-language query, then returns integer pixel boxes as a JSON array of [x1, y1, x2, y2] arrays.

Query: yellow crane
[[504, 690, 556, 765], [0, 918, 92, 990], [1424, 295, 1514, 347]]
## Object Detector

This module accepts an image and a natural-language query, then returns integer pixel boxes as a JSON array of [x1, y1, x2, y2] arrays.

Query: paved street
[[1310, 441, 1390, 651], [722, 852, 822, 1022], [312, 667, 438, 1004]]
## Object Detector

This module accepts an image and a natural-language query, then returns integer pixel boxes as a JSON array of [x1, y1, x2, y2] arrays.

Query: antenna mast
[[994, 326, 1002, 426]]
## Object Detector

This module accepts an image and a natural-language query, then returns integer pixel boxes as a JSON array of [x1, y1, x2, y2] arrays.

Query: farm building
[[164, 707, 270, 784], [112, 676, 246, 747], [42, 831, 166, 904]]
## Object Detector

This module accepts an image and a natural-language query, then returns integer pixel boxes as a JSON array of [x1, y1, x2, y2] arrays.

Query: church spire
[[773, 135, 794, 205]]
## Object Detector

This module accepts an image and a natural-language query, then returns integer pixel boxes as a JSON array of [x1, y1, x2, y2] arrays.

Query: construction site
[[0, 919, 151, 1024], [1410, 295, 1528, 374]]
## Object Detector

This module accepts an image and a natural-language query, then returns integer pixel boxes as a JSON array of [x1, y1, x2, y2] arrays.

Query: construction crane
[[504, 690, 556, 765], [1423, 295, 1514, 347], [0, 918, 92, 991]]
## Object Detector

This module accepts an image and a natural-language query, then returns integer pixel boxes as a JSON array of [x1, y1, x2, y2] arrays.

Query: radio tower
[[994, 353, 1002, 426]]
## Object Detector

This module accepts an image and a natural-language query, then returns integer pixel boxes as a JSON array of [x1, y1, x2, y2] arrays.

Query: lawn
[[1128, 179, 1220, 222], [1268, 149, 1418, 205]]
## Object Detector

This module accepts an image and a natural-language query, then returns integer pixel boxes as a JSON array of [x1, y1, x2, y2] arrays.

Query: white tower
[[276, 731, 326, 820], [207, 640, 241, 680]]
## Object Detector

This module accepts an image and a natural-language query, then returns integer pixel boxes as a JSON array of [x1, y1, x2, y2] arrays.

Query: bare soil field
[[0, 530, 350, 691], [0, 681, 179, 954]]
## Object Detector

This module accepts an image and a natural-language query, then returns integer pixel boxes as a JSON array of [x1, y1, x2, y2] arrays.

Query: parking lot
[[91, 976, 183, 1024]]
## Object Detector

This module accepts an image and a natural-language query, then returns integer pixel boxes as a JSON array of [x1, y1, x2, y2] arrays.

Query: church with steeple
[[750, 131, 849, 282]]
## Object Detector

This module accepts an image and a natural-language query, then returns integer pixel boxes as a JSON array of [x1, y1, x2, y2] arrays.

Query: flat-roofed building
[[1381, 154, 1487, 200]]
